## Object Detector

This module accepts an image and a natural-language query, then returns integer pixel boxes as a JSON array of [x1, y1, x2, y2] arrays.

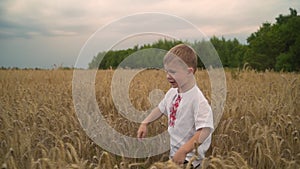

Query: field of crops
[[0, 69, 299, 169]]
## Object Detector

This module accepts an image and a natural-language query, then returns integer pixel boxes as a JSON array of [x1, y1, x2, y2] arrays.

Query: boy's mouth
[[169, 80, 177, 85]]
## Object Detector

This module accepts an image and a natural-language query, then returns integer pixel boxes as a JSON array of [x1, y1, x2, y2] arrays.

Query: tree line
[[89, 8, 300, 71]]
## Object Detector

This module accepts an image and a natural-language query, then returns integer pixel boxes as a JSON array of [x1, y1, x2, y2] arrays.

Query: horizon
[[0, 0, 299, 69]]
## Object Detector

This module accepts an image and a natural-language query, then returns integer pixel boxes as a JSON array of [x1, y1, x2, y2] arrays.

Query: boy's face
[[164, 59, 194, 89]]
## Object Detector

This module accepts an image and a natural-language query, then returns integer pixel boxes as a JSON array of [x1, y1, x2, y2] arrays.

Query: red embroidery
[[169, 95, 181, 127]]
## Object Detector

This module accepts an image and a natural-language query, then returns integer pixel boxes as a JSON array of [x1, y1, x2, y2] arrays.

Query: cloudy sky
[[0, 0, 299, 68]]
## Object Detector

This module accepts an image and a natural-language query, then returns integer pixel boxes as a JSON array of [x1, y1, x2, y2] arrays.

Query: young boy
[[137, 44, 214, 168]]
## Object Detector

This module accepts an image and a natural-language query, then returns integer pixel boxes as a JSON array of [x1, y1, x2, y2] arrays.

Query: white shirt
[[158, 85, 214, 167]]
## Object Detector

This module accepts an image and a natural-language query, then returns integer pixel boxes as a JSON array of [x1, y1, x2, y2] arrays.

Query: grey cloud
[[0, 0, 299, 40], [59, 7, 88, 18], [0, 18, 41, 38], [0, 1, 91, 39]]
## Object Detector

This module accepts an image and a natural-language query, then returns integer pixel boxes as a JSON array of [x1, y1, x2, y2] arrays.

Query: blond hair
[[164, 44, 197, 73]]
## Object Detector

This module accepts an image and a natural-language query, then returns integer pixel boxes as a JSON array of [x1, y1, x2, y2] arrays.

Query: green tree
[[210, 36, 246, 68], [88, 39, 182, 69], [275, 8, 300, 71], [275, 53, 293, 71], [247, 8, 300, 71]]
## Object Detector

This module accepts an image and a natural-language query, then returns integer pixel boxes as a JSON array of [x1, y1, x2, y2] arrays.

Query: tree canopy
[[89, 8, 300, 72]]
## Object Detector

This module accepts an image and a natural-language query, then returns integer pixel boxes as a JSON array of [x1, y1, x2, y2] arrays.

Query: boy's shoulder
[[165, 88, 178, 98], [166, 87, 177, 92], [184, 85, 206, 100]]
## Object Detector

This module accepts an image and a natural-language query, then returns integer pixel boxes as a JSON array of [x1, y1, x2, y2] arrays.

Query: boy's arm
[[172, 127, 211, 164], [137, 107, 163, 139]]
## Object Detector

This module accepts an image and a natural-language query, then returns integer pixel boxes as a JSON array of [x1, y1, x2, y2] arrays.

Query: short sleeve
[[194, 99, 214, 132], [158, 95, 168, 116], [158, 88, 176, 116]]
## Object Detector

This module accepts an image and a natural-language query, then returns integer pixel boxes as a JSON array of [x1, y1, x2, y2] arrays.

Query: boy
[[137, 44, 214, 168]]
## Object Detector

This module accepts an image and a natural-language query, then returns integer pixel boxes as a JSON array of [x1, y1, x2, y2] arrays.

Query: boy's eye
[[165, 69, 176, 74]]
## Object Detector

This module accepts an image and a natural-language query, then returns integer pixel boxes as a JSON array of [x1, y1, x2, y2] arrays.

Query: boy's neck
[[178, 78, 195, 93]]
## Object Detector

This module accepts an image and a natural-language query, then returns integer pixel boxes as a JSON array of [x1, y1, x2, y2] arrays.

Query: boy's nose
[[166, 73, 174, 80], [166, 72, 171, 79]]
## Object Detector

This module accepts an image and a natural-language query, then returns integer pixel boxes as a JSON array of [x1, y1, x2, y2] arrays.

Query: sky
[[0, 0, 299, 69]]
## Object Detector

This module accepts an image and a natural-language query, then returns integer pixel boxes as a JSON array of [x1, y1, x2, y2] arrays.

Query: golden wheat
[[0, 69, 299, 169]]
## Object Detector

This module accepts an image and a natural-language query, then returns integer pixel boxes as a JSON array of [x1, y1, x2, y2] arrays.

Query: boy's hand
[[137, 123, 147, 140], [172, 148, 187, 165]]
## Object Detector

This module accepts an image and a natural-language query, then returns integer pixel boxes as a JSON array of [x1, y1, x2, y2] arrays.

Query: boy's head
[[163, 44, 197, 74], [163, 44, 197, 90]]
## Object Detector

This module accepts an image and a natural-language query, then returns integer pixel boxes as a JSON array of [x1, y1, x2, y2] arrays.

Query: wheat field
[[0, 69, 299, 169]]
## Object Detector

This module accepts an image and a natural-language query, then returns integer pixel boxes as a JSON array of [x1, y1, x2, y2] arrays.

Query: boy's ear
[[188, 67, 194, 74]]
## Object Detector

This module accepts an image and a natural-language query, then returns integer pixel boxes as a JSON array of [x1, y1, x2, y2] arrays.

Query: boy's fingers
[[137, 125, 147, 139], [137, 130, 143, 138], [137, 132, 145, 142]]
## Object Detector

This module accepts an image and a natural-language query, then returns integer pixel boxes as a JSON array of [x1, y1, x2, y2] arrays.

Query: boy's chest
[[167, 98, 194, 123]]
